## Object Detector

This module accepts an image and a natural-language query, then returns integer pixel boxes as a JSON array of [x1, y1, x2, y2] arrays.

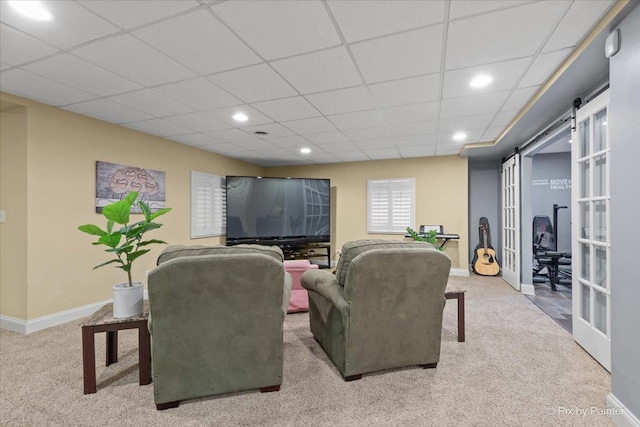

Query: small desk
[[81, 301, 151, 394], [445, 288, 466, 342]]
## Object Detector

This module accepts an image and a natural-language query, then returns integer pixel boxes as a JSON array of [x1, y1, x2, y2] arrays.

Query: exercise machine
[[532, 204, 572, 291]]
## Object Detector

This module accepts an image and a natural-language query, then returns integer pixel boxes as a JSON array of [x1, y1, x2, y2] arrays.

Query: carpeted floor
[[0, 276, 612, 426]]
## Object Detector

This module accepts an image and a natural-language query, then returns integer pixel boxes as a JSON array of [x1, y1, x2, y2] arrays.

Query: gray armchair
[[147, 245, 292, 410], [301, 240, 451, 380]]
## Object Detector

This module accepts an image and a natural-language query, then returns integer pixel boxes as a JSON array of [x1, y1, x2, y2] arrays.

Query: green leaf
[[78, 224, 106, 236], [106, 220, 114, 234], [98, 232, 122, 248], [127, 249, 150, 263], [102, 199, 132, 225], [138, 200, 152, 222], [138, 239, 167, 247], [93, 259, 123, 270], [124, 191, 139, 205], [150, 207, 172, 220], [105, 244, 134, 253]]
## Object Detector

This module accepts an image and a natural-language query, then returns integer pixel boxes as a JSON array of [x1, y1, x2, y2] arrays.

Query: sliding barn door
[[501, 154, 520, 290], [571, 90, 611, 371]]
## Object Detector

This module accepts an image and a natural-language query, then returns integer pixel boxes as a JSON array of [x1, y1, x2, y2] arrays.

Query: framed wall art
[[95, 161, 166, 213]]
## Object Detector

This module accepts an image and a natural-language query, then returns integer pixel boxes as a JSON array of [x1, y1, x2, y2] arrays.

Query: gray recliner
[[301, 239, 451, 380], [147, 244, 292, 410]]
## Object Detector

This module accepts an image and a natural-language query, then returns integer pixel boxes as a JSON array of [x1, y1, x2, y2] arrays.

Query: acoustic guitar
[[473, 223, 500, 276]]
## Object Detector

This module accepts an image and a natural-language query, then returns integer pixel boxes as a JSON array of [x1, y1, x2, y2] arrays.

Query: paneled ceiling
[[0, 0, 618, 167]]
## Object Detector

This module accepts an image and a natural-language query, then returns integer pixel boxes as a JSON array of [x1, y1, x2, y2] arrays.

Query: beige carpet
[[0, 276, 612, 426]]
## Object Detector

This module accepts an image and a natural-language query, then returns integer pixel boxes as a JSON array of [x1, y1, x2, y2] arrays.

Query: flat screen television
[[225, 176, 330, 247]]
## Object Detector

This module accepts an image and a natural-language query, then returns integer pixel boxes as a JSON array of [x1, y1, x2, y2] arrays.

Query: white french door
[[571, 90, 610, 371], [501, 154, 520, 290]]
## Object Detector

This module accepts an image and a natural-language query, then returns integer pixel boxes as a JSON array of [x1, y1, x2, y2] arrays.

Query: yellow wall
[[268, 156, 469, 270], [0, 93, 262, 320], [0, 106, 29, 319]]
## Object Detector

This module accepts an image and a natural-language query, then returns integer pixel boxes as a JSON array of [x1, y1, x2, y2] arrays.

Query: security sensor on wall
[[605, 29, 620, 58]]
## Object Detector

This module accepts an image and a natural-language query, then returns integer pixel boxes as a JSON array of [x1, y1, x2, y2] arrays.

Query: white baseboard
[[0, 290, 149, 335], [607, 393, 640, 427], [520, 283, 535, 296], [450, 268, 470, 277]]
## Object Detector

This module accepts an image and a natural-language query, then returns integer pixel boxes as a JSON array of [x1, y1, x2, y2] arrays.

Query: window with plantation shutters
[[367, 178, 415, 234], [191, 172, 226, 238]]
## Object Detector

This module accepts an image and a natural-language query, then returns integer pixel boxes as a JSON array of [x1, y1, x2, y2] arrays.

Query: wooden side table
[[445, 288, 466, 342], [81, 301, 151, 394]]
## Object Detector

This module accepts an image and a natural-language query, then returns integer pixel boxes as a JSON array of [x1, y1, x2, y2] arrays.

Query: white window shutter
[[191, 172, 226, 238], [367, 178, 415, 233]]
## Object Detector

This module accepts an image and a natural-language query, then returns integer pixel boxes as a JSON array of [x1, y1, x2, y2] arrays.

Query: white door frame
[[501, 154, 521, 290], [571, 89, 611, 371]]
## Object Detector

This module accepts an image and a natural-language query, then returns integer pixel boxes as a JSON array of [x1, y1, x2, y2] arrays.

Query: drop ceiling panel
[[481, 126, 505, 141], [518, 49, 571, 88], [282, 117, 337, 135], [234, 140, 279, 151], [442, 57, 532, 99], [211, 0, 341, 60], [133, 10, 260, 75], [23, 54, 141, 96], [267, 135, 311, 148], [271, 47, 362, 94], [63, 98, 153, 124], [0, 1, 119, 49], [0, 63, 9, 71], [0, 69, 95, 106], [328, 0, 445, 43], [440, 91, 510, 118], [435, 148, 462, 156], [448, 1, 533, 20], [333, 151, 370, 162], [543, 0, 615, 52], [207, 64, 297, 103], [206, 128, 256, 143], [490, 109, 520, 128], [350, 26, 443, 83], [73, 34, 195, 86], [208, 143, 249, 155], [343, 127, 390, 142], [303, 131, 350, 145], [153, 78, 242, 111], [398, 145, 436, 158], [438, 113, 496, 133], [368, 74, 440, 108], [388, 121, 437, 138], [445, 1, 570, 70], [305, 86, 376, 116], [108, 89, 192, 117], [395, 134, 438, 147], [315, 141, 360, 153], [0, 24, 57, 66], [328, 110, 385, 131], [379, 101, 438, 125], [363, 147, 401, 160], [170, 133, 224, 147], [240, 122, 293, 138], [163, 112, 231, 133], [251, 96, 321, 122], [356, 138, 395, 150], [78, 0, 199, 30], [208, 105, 273, 127], [125, 118, 192, 137], [502, 86, 540, 111]]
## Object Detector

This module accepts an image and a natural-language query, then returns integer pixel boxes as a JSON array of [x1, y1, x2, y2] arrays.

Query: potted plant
[[78, 191, 171, 318], [406, 226, 444, 251]]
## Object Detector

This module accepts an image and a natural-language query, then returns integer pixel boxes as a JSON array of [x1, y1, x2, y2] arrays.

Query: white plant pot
[[112, 281, 144, 318]]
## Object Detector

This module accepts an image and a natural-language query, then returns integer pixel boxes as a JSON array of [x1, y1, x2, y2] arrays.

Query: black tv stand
[[281, 243, 331, 269]]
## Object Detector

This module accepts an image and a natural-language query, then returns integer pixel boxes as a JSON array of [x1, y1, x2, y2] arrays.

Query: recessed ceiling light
[[300, 147, 311, 154], [469, 74, 492, 88], [452, 132, 467, 142], [232, 112, 248, 122], [9, 1, 53, 21]]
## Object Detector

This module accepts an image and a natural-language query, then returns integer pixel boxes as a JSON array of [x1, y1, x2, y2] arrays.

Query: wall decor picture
[[95, 161, 166, 213]]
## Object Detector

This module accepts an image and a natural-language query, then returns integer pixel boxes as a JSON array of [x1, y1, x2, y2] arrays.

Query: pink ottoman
[[284, 260, 318, 313]]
